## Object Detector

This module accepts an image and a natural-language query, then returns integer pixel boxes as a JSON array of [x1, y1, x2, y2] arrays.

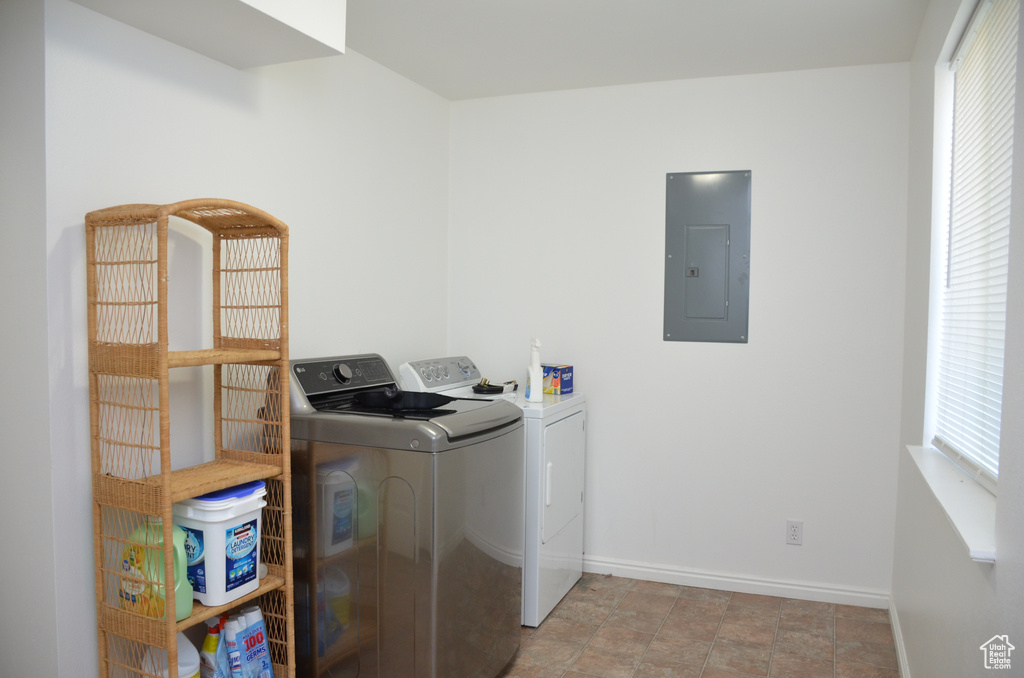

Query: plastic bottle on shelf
[[119, 517, 193, 621], [224, 618, 243, 678], [240, 606, 274, 678], [199, 618, 221, 678]]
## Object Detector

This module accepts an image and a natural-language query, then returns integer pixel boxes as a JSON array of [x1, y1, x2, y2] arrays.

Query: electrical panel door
[[664, 170, 751, 343]]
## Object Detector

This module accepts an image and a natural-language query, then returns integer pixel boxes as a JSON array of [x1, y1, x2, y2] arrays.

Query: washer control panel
[[400, 356, 481, 393], [292, 354, 394, 398]]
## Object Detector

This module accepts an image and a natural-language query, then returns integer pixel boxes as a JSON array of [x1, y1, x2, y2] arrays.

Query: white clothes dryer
[[399, 356, 586, 627]]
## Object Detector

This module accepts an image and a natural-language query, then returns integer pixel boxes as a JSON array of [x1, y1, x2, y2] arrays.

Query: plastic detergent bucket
[[172, 480, 267, 607], [142, 632, 201, 678]]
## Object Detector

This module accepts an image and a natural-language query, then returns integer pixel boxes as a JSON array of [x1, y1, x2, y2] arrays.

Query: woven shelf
[[96, 572, 284, 635], [87, 199, 294, 678], [169, 348, 282, 368], [164, 459, 284, 503], [181, 572, 287, 629], [93, 459, 284, 511]]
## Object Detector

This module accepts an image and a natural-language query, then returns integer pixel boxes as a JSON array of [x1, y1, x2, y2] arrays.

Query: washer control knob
[[333, 363, 353, 383], [457, 361, 472, 377]]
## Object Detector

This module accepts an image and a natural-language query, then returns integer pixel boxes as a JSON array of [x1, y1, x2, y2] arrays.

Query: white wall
[[32, 1, 451, 674], [18, 1, 1013, 674], [448, 64, 909, 604], [0, 1, 59, 676], [892, 0, 1024, 674]]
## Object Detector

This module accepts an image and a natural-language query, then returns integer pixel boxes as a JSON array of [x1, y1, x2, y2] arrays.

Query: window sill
[[906, 445, 996, 563]]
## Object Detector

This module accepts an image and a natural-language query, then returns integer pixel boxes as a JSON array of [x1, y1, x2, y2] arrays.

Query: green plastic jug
[[119, 517, 193, 621]]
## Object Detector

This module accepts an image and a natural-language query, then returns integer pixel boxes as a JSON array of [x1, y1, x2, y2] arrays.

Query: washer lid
[[291, 398, 523, 452]]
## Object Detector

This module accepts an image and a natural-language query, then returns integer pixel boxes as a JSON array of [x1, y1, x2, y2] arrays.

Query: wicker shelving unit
[[86, 199, 294, 678]]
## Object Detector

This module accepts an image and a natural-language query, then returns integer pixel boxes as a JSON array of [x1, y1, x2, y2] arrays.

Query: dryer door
[[542, 411, 585, 543]]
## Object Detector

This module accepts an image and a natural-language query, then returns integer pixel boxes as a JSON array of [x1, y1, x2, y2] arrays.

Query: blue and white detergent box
[[542, 364, 573, 394]]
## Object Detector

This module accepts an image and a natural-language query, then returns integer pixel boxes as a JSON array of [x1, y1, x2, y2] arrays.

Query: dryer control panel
[[400, 356, 482, 393]]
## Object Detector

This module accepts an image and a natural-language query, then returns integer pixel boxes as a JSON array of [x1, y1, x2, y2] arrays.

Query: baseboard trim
[[889, 599, 911, 677], [582, 554, 891, 609]]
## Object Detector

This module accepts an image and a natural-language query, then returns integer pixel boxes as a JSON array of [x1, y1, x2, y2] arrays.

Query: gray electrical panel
[[664, 171, 751, 343]]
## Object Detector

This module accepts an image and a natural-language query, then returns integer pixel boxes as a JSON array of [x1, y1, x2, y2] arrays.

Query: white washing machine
[[399, 357, 586, 627]]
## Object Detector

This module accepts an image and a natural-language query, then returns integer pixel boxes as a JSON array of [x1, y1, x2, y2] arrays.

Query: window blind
[[934, 0, 1018, 490]]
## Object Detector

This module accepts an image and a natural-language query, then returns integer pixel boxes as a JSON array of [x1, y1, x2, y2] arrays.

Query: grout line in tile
[[699, 606, 722, 677]]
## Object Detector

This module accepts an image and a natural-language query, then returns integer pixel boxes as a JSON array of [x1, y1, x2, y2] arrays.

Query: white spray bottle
[[527, 338, 544, 402]]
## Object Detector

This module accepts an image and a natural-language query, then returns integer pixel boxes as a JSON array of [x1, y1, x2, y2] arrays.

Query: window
[[932, 0, 1018, 494]]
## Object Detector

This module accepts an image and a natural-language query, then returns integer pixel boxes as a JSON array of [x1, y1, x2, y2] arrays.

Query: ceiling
[[345, 0, 931, 101]]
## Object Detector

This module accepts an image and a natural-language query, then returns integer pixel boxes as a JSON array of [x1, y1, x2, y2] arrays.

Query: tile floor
[[504, 574, 899, 678]]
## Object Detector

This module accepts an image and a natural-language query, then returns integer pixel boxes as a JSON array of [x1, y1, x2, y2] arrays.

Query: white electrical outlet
[[786, 520, 803, 545]]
